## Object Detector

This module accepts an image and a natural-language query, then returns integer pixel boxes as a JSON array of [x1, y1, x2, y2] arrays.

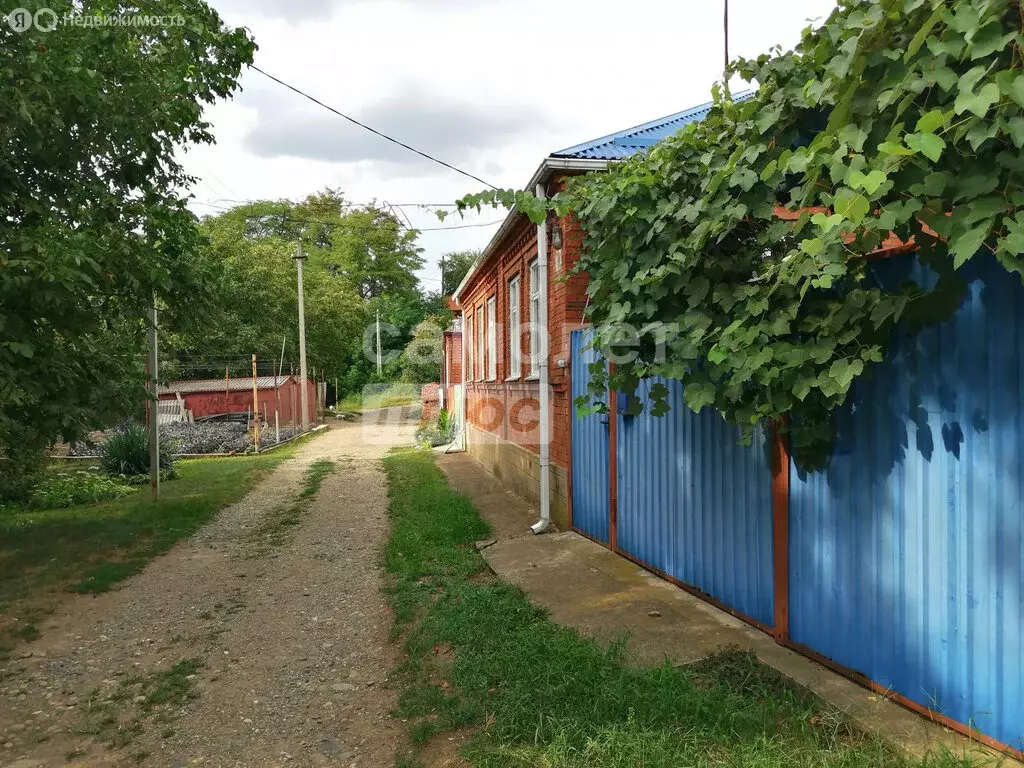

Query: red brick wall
[[441, 331, 463, 409], [421, 382, 440, 423], [458, 174, 588, 471]]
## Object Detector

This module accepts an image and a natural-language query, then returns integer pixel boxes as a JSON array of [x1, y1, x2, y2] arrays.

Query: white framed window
[[464, 313, 473, 382], [529, 259, 540, 376], [508, 276, 521, 378], [486, 296, 497, 380], [475, 305, 484, 381]]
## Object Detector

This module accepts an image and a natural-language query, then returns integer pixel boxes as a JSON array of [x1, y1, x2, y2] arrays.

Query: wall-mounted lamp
[[549, 221, 564, 250]]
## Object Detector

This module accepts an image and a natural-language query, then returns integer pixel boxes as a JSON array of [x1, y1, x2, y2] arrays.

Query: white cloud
[[244, 88, 548, 172], [211, 0, 340, 22], [189, 0, 839, 286]]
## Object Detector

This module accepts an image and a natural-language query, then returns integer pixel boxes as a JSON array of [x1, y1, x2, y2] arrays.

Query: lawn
[[382, 450, 973, 768], [0, 433, 320, 659], [337, 385, 421, 413]]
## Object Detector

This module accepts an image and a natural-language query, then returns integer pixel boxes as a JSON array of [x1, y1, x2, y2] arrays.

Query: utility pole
[[251, 354, 260, 452], [276, 336, 285, 436], [375, 309, 382, 376], [294, 240, 310, 432], [148, 300, 160, 501], [723, 0, 729, 76]]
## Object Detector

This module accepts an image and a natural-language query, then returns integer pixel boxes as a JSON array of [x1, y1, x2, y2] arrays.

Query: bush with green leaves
[[455, 0, 1024, 469], [416, 409, 456, 447], [101, 423, 177, 478], [2, 1, 255, 474], [0, 424, 48, 503], [28, 471, 136, 510]]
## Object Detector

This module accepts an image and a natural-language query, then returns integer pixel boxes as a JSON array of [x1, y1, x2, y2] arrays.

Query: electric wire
[[135, 0, 498, 189]]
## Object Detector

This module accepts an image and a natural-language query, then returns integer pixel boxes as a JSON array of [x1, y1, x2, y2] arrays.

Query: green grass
[[382, 450, 976, 768], [0, 432, 323, 658], [78, 657, 204, 747], [248, 458, 336, 553], [337, 386, 420, 413], [298, 459, 335, 499]]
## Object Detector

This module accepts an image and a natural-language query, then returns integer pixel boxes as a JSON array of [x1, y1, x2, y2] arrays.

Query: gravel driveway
[[0, 409, 417, 768]]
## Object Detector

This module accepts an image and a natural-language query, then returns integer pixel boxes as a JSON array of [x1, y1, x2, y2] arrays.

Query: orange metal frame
[[608, 372, 618, 552]]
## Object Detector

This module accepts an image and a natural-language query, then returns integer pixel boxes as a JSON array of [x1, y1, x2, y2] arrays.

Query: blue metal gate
[[570, 329, 610, 543], [788, 254, 1024, 751], [616, 378, 775, 627]]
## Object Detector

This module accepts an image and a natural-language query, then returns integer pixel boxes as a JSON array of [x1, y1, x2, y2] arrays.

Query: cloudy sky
[[182, 0, 838, 294]]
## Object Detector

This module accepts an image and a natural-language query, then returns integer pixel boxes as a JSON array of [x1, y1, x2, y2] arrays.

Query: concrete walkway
[[438, 452, 1017, 767]]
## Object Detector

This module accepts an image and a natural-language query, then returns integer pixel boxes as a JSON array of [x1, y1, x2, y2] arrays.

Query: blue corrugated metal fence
[[570, 329, 610, 544], [788, 254, 1024, 751], [568, 252, 1023, 754], [616, 378, 775, 627]]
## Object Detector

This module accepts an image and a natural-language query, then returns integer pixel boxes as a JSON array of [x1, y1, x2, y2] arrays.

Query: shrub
[[28, 471, 136, 509], [0, 424, 48, 503], [416, 409, 456, 448], [101, 423, 177, 477], [437, 409, 453, 439]]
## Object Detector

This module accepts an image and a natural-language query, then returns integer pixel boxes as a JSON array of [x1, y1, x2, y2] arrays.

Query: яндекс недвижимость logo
[[5, 7, 184, 32]]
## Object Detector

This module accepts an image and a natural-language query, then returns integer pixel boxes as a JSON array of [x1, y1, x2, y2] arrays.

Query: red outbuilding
[[158, 375, 316, 425]]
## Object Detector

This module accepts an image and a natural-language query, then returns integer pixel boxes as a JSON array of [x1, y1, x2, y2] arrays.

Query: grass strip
[[382, 449, 974, 768], [248, 458, 336, 553], [337, 389, 420, 413]]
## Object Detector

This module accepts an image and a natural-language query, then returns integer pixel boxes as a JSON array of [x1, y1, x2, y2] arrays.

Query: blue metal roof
[[551, 91, 754, 160]]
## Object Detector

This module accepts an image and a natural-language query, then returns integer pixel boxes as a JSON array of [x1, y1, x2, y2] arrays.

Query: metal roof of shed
[[159, 376, 290, 395], [551, 91, 754, 161]]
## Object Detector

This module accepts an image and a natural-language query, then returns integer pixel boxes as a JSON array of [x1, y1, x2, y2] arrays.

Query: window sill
[[505, 374, 521, 382], [524, 373, 541, 381], [485, 376, 497, 382]]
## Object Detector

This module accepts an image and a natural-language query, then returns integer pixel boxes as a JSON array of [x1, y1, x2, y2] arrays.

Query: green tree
[[164, 197, 365, 381], [0, 0, 254, 495], [399, 316, 446, 384], [164, 192, 438, 396], [440, 249, 480, 295]]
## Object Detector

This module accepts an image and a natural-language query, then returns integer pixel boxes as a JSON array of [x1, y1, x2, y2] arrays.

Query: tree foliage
[[440, 249, 480, 295], [399, 315, 446, 384], [0, 0, 254, 476], [164, 191, 436, 396], [456, 0, 1024, 468]]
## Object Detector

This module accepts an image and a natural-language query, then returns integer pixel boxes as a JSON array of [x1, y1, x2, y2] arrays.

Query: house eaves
[[451, 157, 608, 304]]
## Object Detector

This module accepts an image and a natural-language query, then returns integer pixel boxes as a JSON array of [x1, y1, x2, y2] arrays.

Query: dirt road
[[0, 410, 416, 768]]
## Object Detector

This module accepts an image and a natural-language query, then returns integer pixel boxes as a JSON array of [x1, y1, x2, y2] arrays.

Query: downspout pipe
[[458, 316, 467, 452], [531, 182, 552, 535]]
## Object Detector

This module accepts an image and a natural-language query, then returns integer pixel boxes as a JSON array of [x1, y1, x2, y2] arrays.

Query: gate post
[[771, 419, 790, 643], [608, 369, 618, 552]]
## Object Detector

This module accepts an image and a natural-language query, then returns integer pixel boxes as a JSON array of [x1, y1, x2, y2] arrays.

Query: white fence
[[156, 394, 190, 425]]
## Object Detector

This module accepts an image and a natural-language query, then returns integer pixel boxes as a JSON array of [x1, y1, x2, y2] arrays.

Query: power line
[[190, 200, 502, 231], [136, 0, 497, 189], [195, 196, 466, 209], [245, 67, 498, 190]]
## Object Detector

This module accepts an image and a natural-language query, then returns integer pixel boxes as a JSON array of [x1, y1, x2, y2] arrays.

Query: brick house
[[447, 98, 740, 530], [439, 318, 463, 412]]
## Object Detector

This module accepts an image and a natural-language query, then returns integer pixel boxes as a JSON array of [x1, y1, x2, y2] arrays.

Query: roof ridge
[[550, 90, 754, 160]]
